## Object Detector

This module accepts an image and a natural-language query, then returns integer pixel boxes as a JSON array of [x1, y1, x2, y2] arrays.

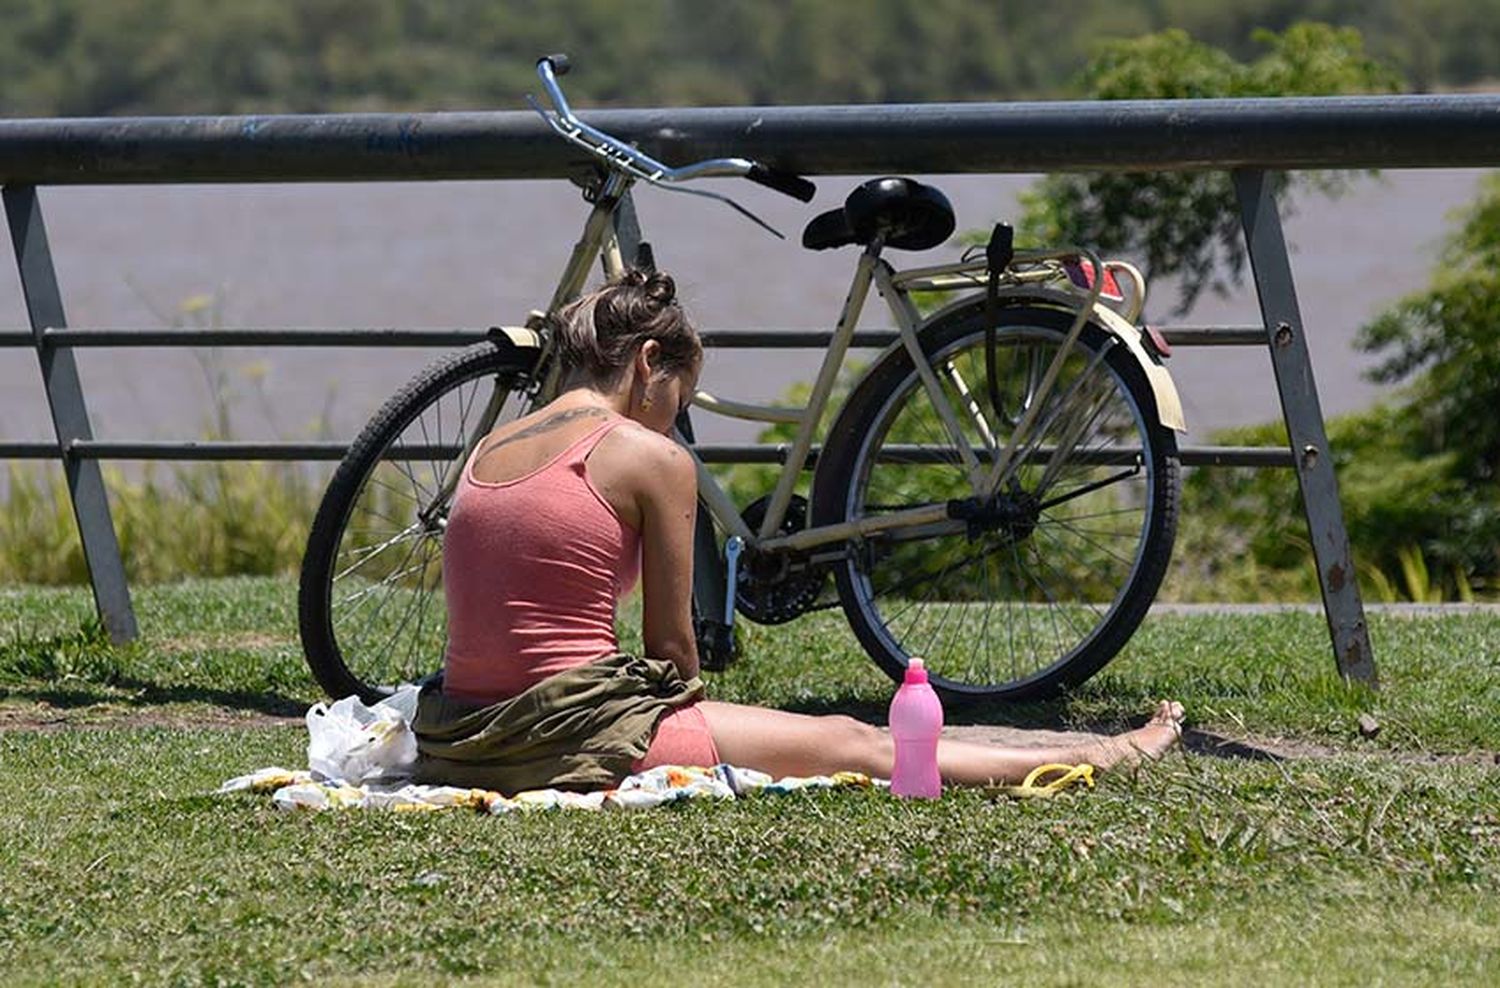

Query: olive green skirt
[[412, 652, 705, 795]]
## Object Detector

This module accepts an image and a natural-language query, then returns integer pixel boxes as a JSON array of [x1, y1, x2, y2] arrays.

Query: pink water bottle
[[889, 657, 943, 799]]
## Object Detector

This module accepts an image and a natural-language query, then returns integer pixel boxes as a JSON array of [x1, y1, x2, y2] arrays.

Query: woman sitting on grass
[[412, 270, 1184, 793]]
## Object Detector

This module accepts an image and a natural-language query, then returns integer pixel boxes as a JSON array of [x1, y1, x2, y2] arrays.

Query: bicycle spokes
[[326, 369, 526, 690], [841, 319, 1166, 693]]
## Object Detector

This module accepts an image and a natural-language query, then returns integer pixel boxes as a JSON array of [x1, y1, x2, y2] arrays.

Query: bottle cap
[[904, 657, 928, 685]]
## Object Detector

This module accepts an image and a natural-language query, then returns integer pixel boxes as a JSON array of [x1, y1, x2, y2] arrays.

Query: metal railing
[[0, 326, 1288, 468], [11, 92, 1491, 682]]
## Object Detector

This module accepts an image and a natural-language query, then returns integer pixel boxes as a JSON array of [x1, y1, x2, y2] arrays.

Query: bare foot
[[1090, 700, 1185, 771]]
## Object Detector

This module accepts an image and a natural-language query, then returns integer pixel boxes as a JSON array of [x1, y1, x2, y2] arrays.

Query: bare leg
[[700, 700, 1184, 786]]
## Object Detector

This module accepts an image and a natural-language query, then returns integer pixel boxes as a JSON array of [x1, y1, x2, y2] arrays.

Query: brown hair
[[553, 269, 702, 386]]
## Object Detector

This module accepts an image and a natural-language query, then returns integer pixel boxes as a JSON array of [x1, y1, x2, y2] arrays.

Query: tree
[[1165, 173, 1500, 602], [1018, 23, 1401, 312], [1358, 175, 1500, 486], [1012, 22, 1498, 599]]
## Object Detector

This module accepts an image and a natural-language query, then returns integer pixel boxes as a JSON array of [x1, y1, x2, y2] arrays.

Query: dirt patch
[[1184, 728, 1500, 767], [2, 704, 1496, 766], [0, 700, 300, 733], [941, 723, 1500, 767], [153, 633, 297, 655]]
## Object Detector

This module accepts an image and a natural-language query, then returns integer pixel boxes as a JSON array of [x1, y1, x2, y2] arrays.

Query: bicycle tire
[[299, 341, 538, 702], [810, 303, 1179, 703]]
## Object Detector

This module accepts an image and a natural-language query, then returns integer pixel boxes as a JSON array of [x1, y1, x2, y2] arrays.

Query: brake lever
[[527, 95, 785, 239], [652, 183, 785, 240], [525, 93, 569, 137]]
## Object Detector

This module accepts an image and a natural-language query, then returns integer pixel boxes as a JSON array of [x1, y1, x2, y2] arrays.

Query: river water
[[0, 169, 1486, 465]]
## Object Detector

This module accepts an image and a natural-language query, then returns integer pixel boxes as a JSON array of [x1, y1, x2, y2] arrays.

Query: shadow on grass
[[5, 677, 306, 718], [1181, 728, 1283, 762], [2, 620, 312, 719]]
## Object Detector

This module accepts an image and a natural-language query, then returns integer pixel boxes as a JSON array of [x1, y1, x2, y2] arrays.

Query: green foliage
[[1358, 173, 1500, 484], [1170, 404, 1495, 602], [710, 368, 862, 515], [0, 1, 1493, 116], [1168, 172, 1500, 603], [0, 461, 320, 585], [1019, 23, 1401, 311], [0, 618, 116, 683]]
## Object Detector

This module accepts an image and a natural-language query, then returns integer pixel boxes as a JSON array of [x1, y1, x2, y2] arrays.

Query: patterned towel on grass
[[220, 763, 883, 814]]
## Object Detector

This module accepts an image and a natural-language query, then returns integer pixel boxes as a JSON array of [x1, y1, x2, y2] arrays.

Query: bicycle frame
[[688, 244, 1106, 557], [429, 55, 1161, 568], [449, 169, 1125, 565]]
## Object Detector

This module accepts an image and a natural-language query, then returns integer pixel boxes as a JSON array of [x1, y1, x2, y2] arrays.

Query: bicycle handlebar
[[533, 55, 816, 203], [745, 163, 817, 203]]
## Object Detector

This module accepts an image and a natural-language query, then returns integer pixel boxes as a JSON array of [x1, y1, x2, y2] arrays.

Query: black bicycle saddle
[[801, 177, 956, 252]]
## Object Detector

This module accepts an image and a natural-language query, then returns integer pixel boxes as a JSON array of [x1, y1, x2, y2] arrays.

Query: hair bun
[[642, 271, 676, 307], [615, 268, 676, 307]]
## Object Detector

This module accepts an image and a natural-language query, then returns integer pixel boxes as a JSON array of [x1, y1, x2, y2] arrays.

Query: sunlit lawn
[[1, 578, 1497, 985]]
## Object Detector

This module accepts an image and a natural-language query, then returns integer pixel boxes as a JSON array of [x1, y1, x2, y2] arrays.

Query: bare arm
[[634, 437, 701, 680]]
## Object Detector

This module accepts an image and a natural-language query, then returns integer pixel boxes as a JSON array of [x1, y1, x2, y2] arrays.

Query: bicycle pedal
[[695, 618, 739, 672]]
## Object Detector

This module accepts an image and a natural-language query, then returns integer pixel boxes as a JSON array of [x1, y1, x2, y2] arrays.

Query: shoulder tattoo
[[476, 406, 610, 459]]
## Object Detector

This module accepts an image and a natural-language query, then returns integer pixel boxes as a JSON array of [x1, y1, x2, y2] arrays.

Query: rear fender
[[911, 288, 1186, 433], [485, 325, 544, 355]]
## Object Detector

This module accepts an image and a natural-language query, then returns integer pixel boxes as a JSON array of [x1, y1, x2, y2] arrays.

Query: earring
[[640, 392, 654, 412]]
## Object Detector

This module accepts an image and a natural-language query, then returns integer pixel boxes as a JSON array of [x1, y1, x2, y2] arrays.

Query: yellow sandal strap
[[985, 762, 1097, 799]]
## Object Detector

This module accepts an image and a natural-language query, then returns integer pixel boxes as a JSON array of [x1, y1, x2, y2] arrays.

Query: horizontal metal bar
[[1, 439, 1295, 468], [1180, 445, 1295, 467], [0, 326, 1265, 350], [4, 94, 1500, 186], [0, 327, 905, 349], [2, 440, 422, 461], [694, 444, 1296, 468], [33, 328, 492, 347], [1156, 326, 1265, 347], [0, 443, 58, 458], [698, 330, 897, 349], [67, 440, 356, 460]]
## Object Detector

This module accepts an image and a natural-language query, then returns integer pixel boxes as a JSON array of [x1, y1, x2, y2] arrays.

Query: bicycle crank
[[734, 494, 829, 624]]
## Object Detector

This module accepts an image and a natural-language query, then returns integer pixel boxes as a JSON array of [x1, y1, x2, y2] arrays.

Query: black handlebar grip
[[540, 53, 571, 76], [746, 163, 817, 203]]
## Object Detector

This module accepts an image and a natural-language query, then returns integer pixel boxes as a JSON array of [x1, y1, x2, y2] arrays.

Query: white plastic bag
[[305, 685, 420, 784]]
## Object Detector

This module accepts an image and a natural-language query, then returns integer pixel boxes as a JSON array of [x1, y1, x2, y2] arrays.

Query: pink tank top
[[441, 415, 642, 705]]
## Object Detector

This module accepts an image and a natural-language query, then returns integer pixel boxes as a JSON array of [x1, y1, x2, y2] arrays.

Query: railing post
[[611, 189, 646, 269], [3, 184, 138, 643], [1232, 169, 1376, 685]]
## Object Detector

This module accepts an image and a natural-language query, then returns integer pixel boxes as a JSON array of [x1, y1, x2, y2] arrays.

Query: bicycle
[[298, 54, 1187, 707]]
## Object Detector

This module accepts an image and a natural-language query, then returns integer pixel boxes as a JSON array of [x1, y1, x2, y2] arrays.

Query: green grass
[[3, 577, 1497, 750], [1, 729, 1496, 985], [1, 578, 1497, 984]]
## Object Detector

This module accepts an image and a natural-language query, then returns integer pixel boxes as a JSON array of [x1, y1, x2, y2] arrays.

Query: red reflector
[[1143, 325, 1172, 358], [1063, 258, 1124, 302]]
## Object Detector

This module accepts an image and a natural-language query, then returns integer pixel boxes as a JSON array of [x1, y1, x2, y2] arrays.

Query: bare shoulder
[[586, 422, 695, 530], [599, 422, 696, 487]]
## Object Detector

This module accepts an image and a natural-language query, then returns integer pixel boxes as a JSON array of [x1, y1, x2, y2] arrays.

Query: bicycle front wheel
[[298, 341, 539, 702], [810, 304, 1179, 703]]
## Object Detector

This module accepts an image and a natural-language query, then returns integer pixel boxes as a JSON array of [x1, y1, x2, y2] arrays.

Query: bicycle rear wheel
[[810, 304, 1179, 703], [298, 341, 538, 702]]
